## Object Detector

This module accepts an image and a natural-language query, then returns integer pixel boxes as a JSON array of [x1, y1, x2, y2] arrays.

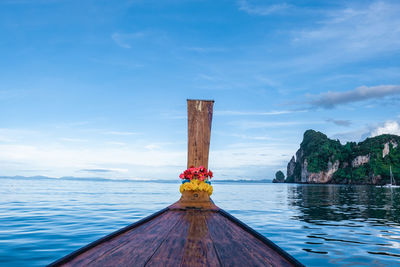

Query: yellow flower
[[179, 179, 213, 196]]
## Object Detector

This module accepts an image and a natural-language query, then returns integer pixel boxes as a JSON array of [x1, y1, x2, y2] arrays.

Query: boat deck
[[50, 204, 303, 267]]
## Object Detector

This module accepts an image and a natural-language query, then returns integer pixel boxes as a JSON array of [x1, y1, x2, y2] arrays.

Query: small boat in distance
[[383, 165, 400, 188]]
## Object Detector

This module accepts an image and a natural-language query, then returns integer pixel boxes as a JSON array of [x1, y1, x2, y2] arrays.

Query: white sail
[[390, 165, 394, 186], [384, 164, 400, 188]]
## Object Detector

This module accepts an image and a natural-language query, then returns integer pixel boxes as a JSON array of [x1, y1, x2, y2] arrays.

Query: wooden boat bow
[[49, 205, 303, 267], [49, 100, 304, 267]]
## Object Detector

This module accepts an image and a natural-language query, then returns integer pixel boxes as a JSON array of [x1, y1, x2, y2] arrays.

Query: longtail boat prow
[[49, 99, 304, 267]]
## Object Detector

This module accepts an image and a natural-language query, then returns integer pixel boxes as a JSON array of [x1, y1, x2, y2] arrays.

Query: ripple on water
[[1, 179, 400, 266]]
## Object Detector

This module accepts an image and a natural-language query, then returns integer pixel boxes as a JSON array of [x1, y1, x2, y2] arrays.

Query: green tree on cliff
[[282, 129, 400, 184]]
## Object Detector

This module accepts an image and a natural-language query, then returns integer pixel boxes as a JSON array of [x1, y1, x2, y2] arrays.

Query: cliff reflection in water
[[288, 185, 400, 224]]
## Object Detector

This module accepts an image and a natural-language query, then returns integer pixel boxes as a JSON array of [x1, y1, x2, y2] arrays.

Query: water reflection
[[288, 185, 400, 225], [285, 184, 400, 265], [1, 178, 400, 266]]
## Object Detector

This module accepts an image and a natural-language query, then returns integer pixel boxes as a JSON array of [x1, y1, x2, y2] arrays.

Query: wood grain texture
[[168, 198, 219, 211], [205, 212, 294, 267], [187, 99, 214, 169], [61, 211, 183, 267], [55, 209, 301, 267], [180, 211, 220, 267], [144, 211, 190, 266], [174, 191, 216, 209]]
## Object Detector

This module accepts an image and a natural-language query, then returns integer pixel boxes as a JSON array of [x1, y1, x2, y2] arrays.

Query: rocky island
[[278, 130, 400, 184]]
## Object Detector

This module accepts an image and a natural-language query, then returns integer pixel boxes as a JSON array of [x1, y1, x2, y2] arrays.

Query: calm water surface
[[0, 177, 400, 266]]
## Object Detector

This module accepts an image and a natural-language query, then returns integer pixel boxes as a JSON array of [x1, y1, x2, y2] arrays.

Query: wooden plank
[[187, 99, 214, 169], [180, 211, 221, 267], [62, 211, 183, 266], [53, 208, 302, 267], [205, 212, 294, 267], [144, 211, 190, 266], [145, 210, 221, 267], [168, 198, 219, 211], [50, 208, 168, 266], [218, 210, 304, 267]]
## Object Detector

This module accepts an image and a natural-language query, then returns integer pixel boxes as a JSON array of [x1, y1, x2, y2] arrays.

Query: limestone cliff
[[284, 130, 400, 184], [352, 155, 370, 168]]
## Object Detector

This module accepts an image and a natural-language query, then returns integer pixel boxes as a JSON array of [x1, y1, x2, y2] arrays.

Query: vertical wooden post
[[187, 99, 214, 169], [170, 99, 216, 209]]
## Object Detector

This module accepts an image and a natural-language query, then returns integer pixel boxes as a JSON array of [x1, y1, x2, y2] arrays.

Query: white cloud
[[0, 136, 14, 143], [238, 0, 291, 16], [0, 127, 181, 178], [0, 125, 298, 180], [111, 32, 146, 49], [80, 168, 129, 174], [59, 138, 87, 143], [0, 143, 186, 178], [111, 30, 169, 49], [331, 128, 371, 143], [326, 118, 352, 127], [0, 128, 39, 143], [308, 85, 400, 108], [0, 139, 297, 180], [228, 133, 273, 141], [54, 121, 91, 129], [216, 110, 299, 116], [231, 120, 322, 129], [371, 121, 400, 137], [295, 2, 400, 55], [104, 131, 138, 136], [196, 74, 217, 81], [106, 141, 126, 146], [185, 47, 226, 53], [145, 144, 161, 150], [210, 143, 296, 172]]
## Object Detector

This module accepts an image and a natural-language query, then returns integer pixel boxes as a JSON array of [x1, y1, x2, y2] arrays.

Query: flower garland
[[179, 166, 213, 195]]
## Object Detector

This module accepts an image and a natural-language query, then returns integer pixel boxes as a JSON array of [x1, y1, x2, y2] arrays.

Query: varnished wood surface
[[51, 208, 303, 267], [187, 99, 214, 169], [170, 191, 219, 210]]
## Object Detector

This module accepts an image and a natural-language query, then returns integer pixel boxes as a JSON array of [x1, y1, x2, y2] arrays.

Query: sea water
[[0, 177, 399, 266]]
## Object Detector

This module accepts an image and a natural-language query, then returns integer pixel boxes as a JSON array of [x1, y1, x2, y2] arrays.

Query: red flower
[[179, 166, 214, 181]]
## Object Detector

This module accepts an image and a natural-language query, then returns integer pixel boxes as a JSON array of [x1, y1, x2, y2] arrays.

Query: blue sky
[[1, 0, 400, 180]]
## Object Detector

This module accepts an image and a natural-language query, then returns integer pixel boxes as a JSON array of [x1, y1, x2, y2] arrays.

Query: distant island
[[274, 129, 400, 185]]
